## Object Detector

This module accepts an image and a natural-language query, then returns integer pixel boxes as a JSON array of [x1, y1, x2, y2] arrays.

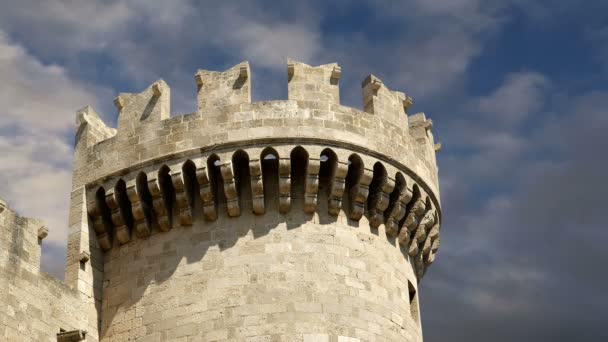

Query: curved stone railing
[[85, 143, 440, 279]]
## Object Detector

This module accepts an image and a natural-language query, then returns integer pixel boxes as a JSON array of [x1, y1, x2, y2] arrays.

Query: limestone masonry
[[0, 59, 442, 341]]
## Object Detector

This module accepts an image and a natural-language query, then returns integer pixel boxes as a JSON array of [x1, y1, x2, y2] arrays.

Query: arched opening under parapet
[[232, 150, 252, 213], [367, 162, 388, 210], [408, 281, 420, 324], [158, 165, 175, 230], [207, 154, 224, 213], [114, 179, 134, 240], [290, 146, 309, 210], [94, 186, 113, 241], [182, 160, 198, 219], [344, 154, 364, 218], [318, 148, 337, 213], [135, 171, 155, 232], [386, 172, 406, 224], [261, 147, 279, 212]]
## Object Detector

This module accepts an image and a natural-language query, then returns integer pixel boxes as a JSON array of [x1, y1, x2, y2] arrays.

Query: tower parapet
[[61, 59, 443, 341]]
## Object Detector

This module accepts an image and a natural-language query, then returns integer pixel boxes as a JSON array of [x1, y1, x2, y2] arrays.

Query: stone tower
[[0, 59, 441, 341]]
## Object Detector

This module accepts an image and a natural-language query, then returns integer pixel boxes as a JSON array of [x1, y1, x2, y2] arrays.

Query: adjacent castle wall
[[0, 200, 92, 341]]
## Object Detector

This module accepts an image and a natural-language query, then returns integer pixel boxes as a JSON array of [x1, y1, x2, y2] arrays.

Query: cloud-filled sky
[[0, 0, 606, 340]]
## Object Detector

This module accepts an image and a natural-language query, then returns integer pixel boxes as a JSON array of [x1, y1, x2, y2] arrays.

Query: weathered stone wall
[[0, 200, 93, 341], [80, 139, 439, 341], [100, 192, 422, 341]]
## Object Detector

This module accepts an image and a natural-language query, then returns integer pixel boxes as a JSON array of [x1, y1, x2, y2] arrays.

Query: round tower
[[66, 59, 442, 341]]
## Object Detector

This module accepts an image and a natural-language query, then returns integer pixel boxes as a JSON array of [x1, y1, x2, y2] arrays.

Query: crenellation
[[115, 80, 170, 132], [75, 106, 116, 150], [362, 74, 411, 127], [196, 61, 251, 113], [37, 226, 49, 240], [287, 59, 341, 107]]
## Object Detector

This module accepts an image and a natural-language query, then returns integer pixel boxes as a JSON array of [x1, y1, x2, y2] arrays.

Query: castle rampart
[[0, 199, 91, 341], [1, 59, 442, 341]]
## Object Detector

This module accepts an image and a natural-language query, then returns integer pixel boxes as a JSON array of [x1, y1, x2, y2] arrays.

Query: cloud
[[0, 30, 108, 277], [476, 72, 548, 125], [423, 75, 608, 341], [586, 25, 608, 71], [0, 0, 130, 53], [0, 0, 507, 109], [1, 1, 606, 340]]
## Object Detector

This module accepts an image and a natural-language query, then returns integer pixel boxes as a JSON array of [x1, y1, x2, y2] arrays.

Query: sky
[[0, 0, 606, 340]]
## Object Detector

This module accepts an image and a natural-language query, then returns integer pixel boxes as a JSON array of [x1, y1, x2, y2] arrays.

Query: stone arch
[[182, 160, 198, 217], [94, 186, 113, 249], [135, 171, 154, 236], [290, 146, 309, 209], [113, 178, 134, 244], [232, 149, 252, 212], [206, 154, 224, 210], [261, 147, 280, 212], [318, 148, 338, 210], [157, 165, 175, 230], [345, 153, 365, 220]]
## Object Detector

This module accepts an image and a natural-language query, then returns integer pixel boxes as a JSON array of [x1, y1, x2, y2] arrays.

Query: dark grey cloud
[[422, 84, 608, 341]]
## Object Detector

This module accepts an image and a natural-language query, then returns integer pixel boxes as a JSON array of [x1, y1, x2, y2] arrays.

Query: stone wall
[[0, 200, 93, 341], [71, 60, 440, 198], [80, 140, 440, 341], [100, 190, 422, 341]]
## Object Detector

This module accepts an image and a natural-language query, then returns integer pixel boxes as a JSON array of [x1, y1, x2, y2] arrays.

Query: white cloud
[[476, 72, 548, 125], [0, 30, 105, 250], [229, 21, 322, 70], [0, 32, 100, 132]]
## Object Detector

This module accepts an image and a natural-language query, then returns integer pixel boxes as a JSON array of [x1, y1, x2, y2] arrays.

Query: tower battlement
[[73, 60, 439, 197], [1, 59, 443, 342]]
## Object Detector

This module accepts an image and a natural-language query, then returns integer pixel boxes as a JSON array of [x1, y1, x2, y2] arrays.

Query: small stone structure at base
[[0, 59, 442, 341]]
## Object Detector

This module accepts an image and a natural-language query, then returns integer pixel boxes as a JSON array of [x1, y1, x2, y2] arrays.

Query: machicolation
[[1, 59, 442, 341]]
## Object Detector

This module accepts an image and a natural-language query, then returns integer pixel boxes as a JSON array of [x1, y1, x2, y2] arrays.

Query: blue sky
[[0, 1, 606, 340]]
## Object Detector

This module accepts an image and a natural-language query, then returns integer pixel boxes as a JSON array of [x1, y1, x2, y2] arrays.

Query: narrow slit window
[[408, 281, 420, 324]]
